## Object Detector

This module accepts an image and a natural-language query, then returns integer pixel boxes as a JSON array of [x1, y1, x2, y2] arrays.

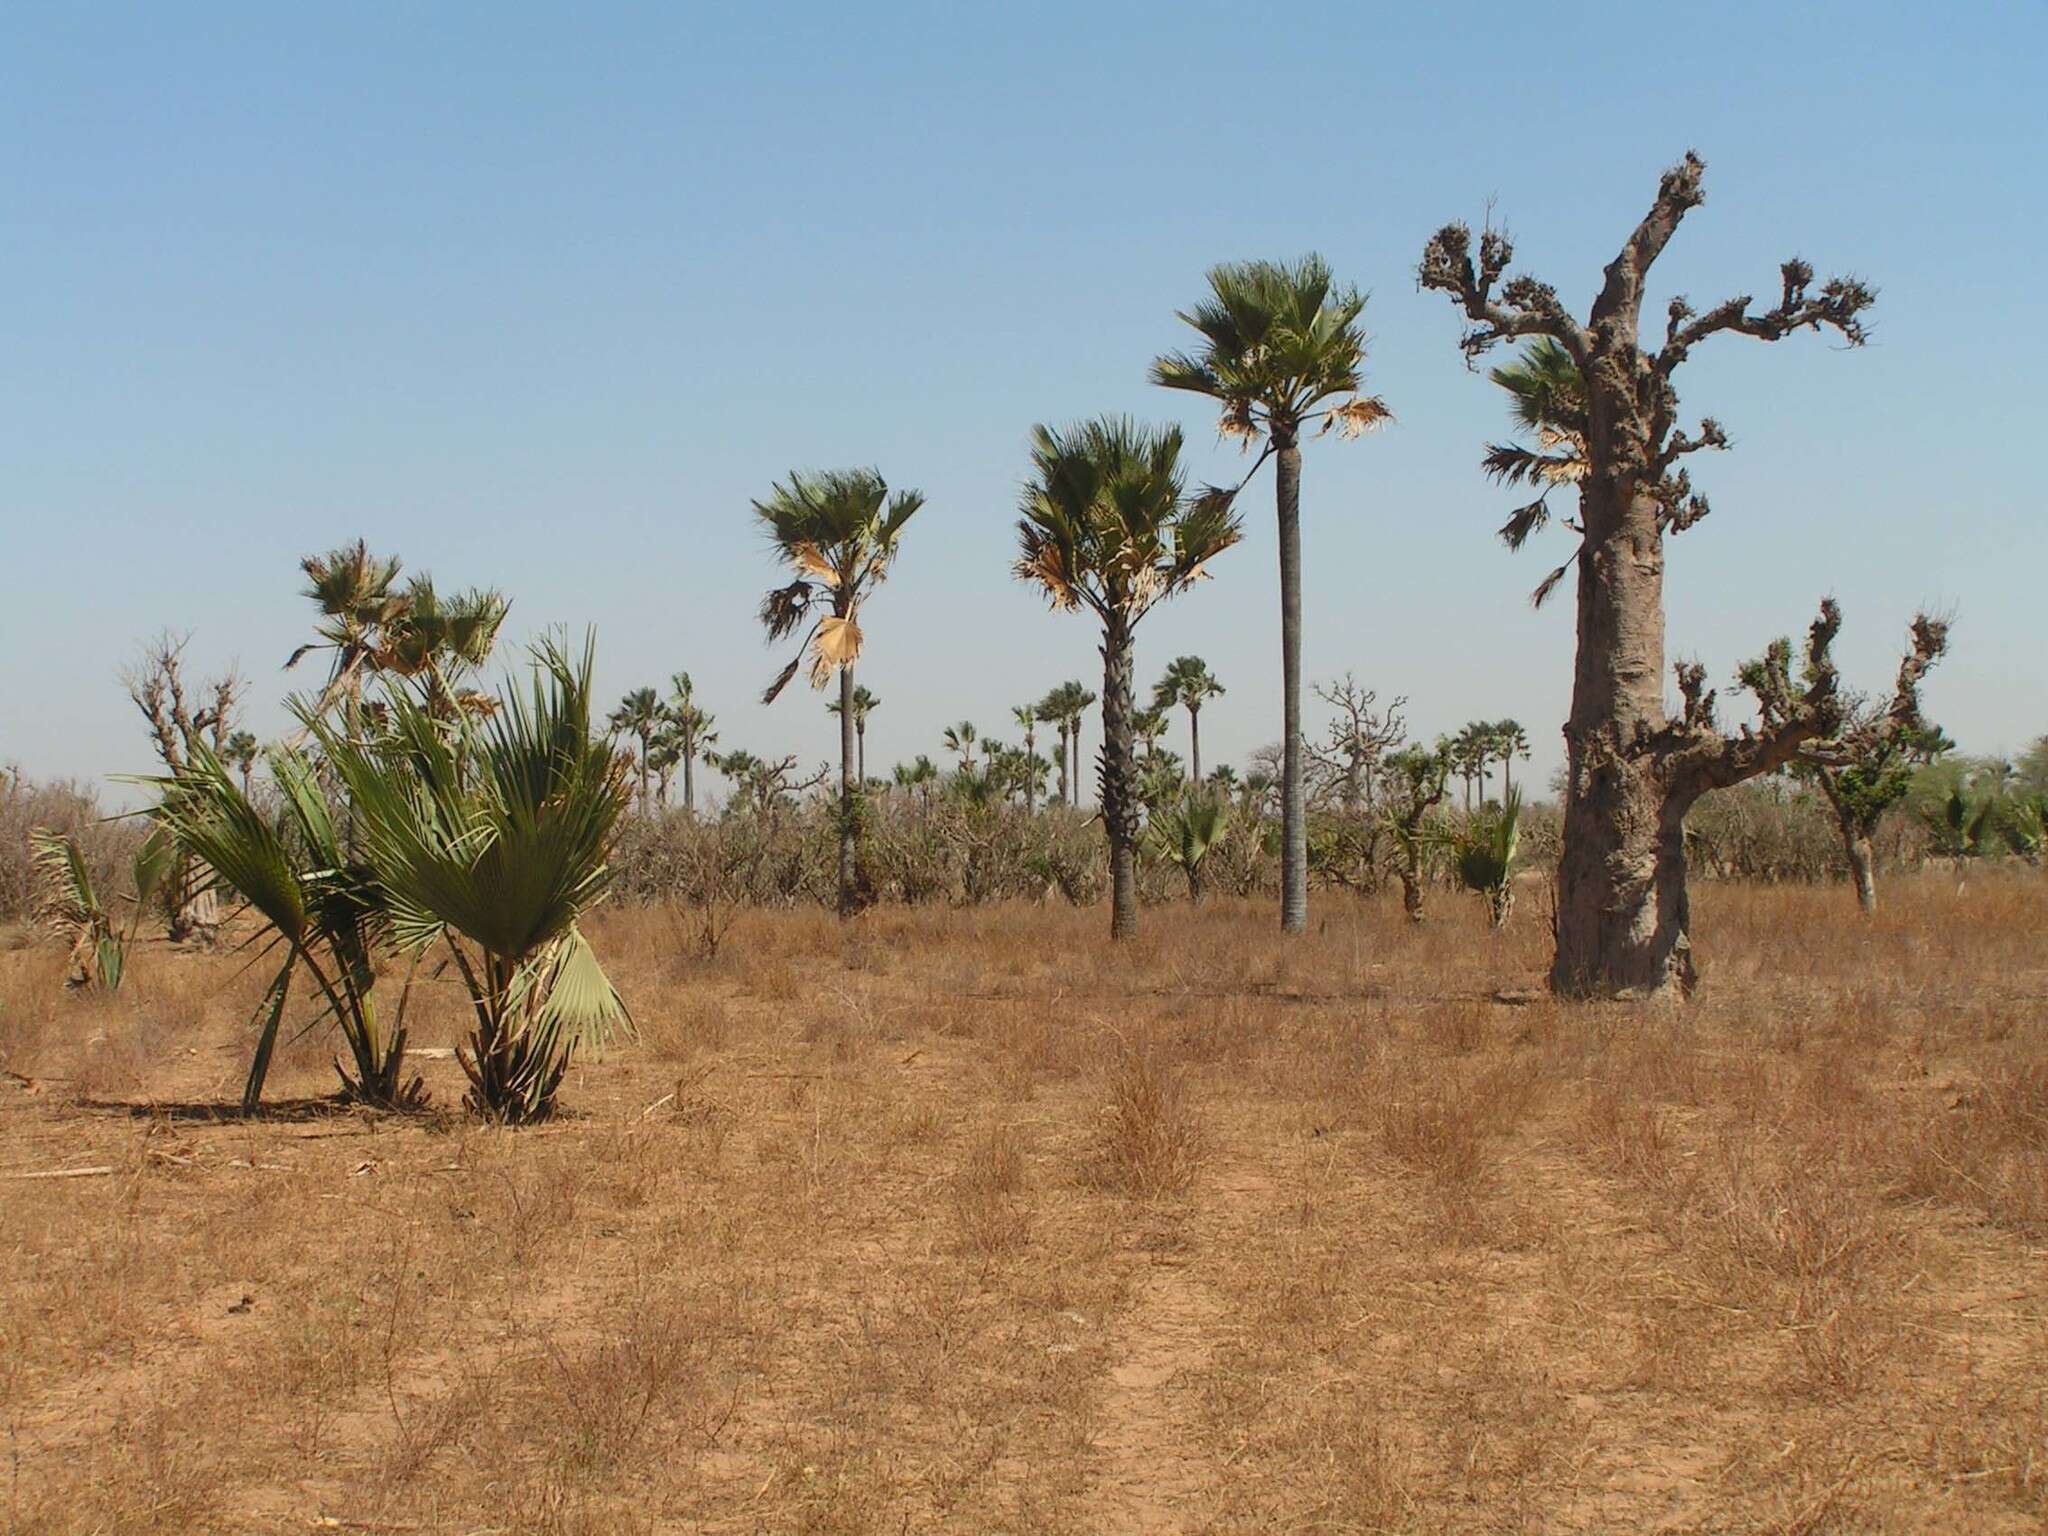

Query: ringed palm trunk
[[1275, 436, 1308, 933], [1551, 481, 1702, 997], [1099, 616, 1141, 939], [837, 664, 858, 917], [1055, 725, 1069, 805], [1189, 708, 1201, 786]]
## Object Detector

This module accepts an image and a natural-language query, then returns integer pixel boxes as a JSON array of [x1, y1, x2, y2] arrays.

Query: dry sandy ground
[[1, 876, 2044, 1533]]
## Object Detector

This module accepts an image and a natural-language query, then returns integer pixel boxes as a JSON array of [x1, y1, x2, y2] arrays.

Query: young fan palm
[[1152, 256, 1389, 934], [1147, 796, 1229, 906], [145, 745, 422, 1109], [317, 637, 632, 1122], [755, 469, 925, 917], [1152, 655, 1225, 784], [30, 826, 173, 993], [1013, 417, 1243, 938]]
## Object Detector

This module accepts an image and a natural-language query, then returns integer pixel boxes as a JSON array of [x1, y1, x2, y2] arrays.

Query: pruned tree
[[1787, 615, 1951, 913], [1381, 743, 1451, 923], [1309, 676, 1405, 812], [125, 631, 245, 943], [1422, 150, 1909, 996]]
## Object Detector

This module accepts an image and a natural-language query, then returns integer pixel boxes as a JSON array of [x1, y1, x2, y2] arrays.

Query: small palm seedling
[[30, 826, 173, 991], [146, 744, 423, 1110], [1147, 796, 1229, 905], [1455, 788, 1523, 929], [319, 636, 632, 1122]]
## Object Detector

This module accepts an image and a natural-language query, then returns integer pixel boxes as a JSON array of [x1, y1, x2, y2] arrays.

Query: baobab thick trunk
[[837, 666, 858, 918], [1100, 618, 1141, 939], [1275, 440, 1308, 934], [1551, 488, 1697, 997]]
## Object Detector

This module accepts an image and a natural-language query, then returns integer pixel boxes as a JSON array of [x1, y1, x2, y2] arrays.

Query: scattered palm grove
[[12, 151, 2046, 1122]]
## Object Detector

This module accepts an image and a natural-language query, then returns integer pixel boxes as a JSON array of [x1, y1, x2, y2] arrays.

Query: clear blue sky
[[4, 1, 2042, 800]]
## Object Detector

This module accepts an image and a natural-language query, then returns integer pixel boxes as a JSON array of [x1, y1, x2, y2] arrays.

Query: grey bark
[[837, 665, 858, 918], [1276, 437, 1307, 934], [1099, 617, 1141, 940]]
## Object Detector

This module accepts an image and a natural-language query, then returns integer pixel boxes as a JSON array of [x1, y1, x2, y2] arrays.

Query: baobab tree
[[1789, 616, 1951, 914], [1151, 655, 1224, 784], [1421, 150, 1930, 996], [754, 468, 925, 917], [1152, 257, 1390, 934], [1309, 676, 1405, 812], [1013, 417, 1242, 938]]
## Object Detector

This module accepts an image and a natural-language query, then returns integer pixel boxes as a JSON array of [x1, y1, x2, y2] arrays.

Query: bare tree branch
[[1418, 222, 1589, 365]]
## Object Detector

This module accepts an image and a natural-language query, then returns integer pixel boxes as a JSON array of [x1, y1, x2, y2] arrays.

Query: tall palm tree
[[1152, 256, 1389, 933], [665, 672, 716, 815], [829, 685, 881, 784], [1012, 704, 1043, 812], [1495, 719, 1531, 801], [754, 468, 925, 917], [607, 687, 661, 812], [285, 540, 409, 731], [1037, 682, 1095, 807], [1151, 655, 1225, 784], [1013, 417, 1242, 938], [223, 730, 260, 795]]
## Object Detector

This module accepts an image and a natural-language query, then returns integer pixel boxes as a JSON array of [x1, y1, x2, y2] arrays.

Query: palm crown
[[1013, 418, 1242, 622], [1153, 655, 1223, 716], [755, 469, 924, 704], [1485, 339, 1591, 606], [1150, 256, 1389, 447]]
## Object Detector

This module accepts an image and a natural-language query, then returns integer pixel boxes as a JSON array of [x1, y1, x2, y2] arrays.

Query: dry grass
[[1, 872, 2044, 1532]]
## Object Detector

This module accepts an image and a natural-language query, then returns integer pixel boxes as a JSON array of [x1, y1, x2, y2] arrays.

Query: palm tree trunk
[[1189, 708, 1201, 786], [837, 666, 858, 917], [1055, 724, 1069, 805], [683, 733, 696, 816], [1100, 617, 1140, 939], [637, 731, 651, 816], [1024, 732, 1036, 814], [856, 721, 866, 786], [1503, 754, 1514, 802], [1276, 438, 1308, 934]]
